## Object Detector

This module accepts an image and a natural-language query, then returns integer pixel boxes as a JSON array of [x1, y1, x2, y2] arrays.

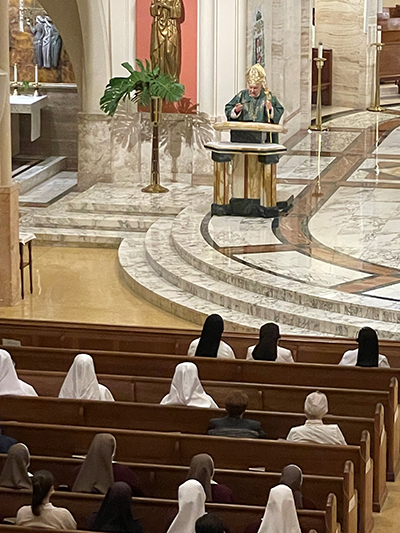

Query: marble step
[[67, 183, 214, 217], [28, 211, 160, 233], [171, 207, 400, 326], [19, 172, 77, 207], [144, 219, 400, 339], [20, 226, 126, 248], [119, 233, 322, 336], [14, 156, 67, 194]]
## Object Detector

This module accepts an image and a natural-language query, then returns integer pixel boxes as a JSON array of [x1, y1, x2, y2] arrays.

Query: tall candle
[[318, 42, 323, 59], [14, 63, 18, 83], [377, 26, 382, 44], [35, 65, 38, 84]]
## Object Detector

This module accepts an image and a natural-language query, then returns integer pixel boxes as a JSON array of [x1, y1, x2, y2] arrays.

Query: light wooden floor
[[0, 246, 196, 329], [373, 474, 400, 532]]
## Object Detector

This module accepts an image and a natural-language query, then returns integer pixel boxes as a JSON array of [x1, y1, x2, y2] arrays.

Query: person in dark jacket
[[207, 391, 266, 438]]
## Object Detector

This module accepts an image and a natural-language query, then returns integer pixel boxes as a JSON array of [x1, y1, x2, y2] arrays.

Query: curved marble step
[[28, 211, 159, 233], [144, 219, 400, 339], [20, 226, 125, 248], [118, 233, 321, 335], [171, 207, 400, 325]]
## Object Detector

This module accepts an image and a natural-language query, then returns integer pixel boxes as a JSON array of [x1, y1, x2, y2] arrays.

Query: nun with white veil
[[0, 349, 37, 396], [257, 484, 301, 533], [58, 354, 114, 401], [160, 362, 218, 408], [166, 479, 206, 533]]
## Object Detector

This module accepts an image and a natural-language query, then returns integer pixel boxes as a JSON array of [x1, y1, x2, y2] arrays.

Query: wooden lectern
[[204, 122, 289, 218]]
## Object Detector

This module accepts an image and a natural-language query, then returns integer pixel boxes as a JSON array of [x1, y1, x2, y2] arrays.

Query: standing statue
[[48, 17, 62, 68], [150, 0, 182, 80], [27, 15, 45, 68], [42, 16, 52, 68]]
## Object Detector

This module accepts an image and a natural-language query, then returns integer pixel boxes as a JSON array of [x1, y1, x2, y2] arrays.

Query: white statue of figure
[[42, 17, 52, 69], [48, 19, 62, 68]]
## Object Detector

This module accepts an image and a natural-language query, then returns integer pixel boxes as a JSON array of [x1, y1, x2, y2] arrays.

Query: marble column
[[315, 0, 377, 108], [0, 1, 20, 306]]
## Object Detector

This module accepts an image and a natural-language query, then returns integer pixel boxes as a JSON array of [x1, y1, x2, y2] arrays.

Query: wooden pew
[[0, 394, 387, 513], [7, 346, 400, 395], [15, 369, 400, 484], [3, 317, 400, 365], [0, 489, 339, 533], [0, 421, 373, 533], [0, 454, 356, 533]]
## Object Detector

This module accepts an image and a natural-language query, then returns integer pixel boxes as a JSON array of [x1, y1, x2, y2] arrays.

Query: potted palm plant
[[100, 59, 185, 193]]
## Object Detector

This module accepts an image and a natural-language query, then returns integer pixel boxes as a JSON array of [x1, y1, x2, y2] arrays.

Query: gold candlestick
[[367, 41, 386, 112], [309, 56, 328, 131]]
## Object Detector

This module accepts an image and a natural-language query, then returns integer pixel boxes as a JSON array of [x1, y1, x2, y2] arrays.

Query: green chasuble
[[225, 89, 284, 145]]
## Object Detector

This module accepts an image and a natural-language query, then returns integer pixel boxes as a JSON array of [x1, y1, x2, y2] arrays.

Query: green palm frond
[[100, 59, 185, 116]]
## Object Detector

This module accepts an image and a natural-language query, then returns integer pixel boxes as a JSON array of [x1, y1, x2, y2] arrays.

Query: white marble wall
[[247, 0, 312, 141], [315, 0, 377, 108]]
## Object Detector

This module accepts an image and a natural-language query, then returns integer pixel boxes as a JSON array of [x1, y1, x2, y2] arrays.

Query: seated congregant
[[0, 443, 31, 489], [339, 327, 390, 368], [72, 433, 142, 496], [16, 470, 77, 529], [279, 465, 303, 509], [87, 482, 144, 533], [208, 391, 266, 438], [186, 453, 234, 503], [187, 314, 235, 359], [160, 362, 218, 408], [0, 349, 37, 396], [286, 391, 347, 445], [244, 484, 301, 533], [196, 514, 226, 533], [247, 323, 293, 362], [58, 353, 114, 400], [166, 479, 206, 533]]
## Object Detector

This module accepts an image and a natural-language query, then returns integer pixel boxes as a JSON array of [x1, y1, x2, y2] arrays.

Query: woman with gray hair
[[286, 391, 347, 445]]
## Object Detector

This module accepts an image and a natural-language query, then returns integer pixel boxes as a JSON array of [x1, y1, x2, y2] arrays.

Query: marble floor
[[7, 106, 400, 337]]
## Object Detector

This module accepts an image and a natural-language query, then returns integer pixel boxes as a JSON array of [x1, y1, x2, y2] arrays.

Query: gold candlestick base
[[367, 105, 387, 113], [142, 183, 169, 194], [309, 124, 328, 132]]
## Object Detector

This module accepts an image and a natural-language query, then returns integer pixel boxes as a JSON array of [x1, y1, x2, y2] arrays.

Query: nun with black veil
[[246, 323, 293, 362], [187, 315, 235, 359], [88, 482, 143, 533], [339, 327, 390, 368]]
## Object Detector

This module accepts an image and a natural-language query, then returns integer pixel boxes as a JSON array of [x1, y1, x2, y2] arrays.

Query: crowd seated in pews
[[286, 392, 347, 445], [58, 354, 114, 401], [208, 391, 266, 439], [160, 362, 218, 408], [246, 323, 294, 363]]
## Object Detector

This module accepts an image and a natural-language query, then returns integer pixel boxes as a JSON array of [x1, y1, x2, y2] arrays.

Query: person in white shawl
[[257, 484, 301, 533], [0, 349, 37, 396], [167, 479, 206, 533], [58, 354, 114, 401], [160, 362, 218, 408]]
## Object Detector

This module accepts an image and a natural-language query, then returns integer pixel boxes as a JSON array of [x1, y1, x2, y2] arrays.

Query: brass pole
[[309, 57, 328, 131], [367, 42, 386, 112], [142, 96, 169, 193]]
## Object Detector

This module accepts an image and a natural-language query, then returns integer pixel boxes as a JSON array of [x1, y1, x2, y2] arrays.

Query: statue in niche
[[27, 15, 45, 68], [252, 10, 265, 68], [27, 15, 62, 69], [150, 0, 182, 80]]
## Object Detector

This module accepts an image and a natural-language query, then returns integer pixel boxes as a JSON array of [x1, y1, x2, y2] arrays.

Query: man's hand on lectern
[[234, 103, 243, 114], [265, 100, 273, 111]]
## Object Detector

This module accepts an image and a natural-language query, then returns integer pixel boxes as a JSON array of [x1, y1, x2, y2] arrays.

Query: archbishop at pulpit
[[204, 64, 290, 218], [225, 63, 284, 150]]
